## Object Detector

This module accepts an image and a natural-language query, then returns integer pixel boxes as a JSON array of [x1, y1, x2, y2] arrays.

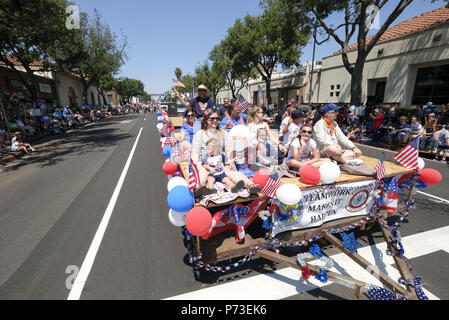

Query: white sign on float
[[271, 180, 377, 237]]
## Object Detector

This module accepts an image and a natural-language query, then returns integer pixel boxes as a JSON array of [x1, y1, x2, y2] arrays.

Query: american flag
[[236, 95, 251, 113], [188, 160, 200, 191], [160, 125, 171, 137], [374, 152, 387, 181], [394, 137, 420, 170], [381, 177, 399, 214], [172, 79, 186, 88], [163, 136, 175, 147], [261, 171, 283, 198]]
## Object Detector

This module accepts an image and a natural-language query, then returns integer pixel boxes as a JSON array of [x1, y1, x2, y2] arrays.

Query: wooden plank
[[200, 216, 368, 263], [380, 224, 419, 300], [256, 250, 371, 298], [323, 232, 414, 299]]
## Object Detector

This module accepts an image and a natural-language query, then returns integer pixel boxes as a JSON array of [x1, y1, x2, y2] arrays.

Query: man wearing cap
[[174, 85, 215, 119], [313, 104, 363, 165]]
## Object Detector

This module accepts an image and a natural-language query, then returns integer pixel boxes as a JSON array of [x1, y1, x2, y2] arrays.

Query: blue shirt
[[189, 97, 215, 119], [219, 114, 247, 132], [180, 123, 195, 144]]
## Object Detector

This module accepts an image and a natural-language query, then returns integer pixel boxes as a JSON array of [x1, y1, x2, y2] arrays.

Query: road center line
[[417, 191, 449, 205], [67, 127, 144, 300]]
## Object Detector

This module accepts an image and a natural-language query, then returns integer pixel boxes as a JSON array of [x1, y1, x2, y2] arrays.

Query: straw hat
[[196, 85, 210, 94]]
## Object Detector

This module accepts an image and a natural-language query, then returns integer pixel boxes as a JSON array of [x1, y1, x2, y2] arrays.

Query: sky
[[73, 0, 448, 95]]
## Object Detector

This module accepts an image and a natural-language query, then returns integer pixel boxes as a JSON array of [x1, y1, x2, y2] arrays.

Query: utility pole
[[307, 22, 317, 107]]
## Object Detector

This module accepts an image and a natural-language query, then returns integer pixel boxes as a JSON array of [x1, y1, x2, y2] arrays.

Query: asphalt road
[[0, 113, 448, 300]]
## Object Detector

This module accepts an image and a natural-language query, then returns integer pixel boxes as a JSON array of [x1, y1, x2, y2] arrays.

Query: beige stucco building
[[309, 6, 449, 107]]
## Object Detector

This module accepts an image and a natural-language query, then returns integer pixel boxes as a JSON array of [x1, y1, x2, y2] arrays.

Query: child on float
[[287, 123, 331, 170], [255, 127, 275, 166], [202, 138, 245, 195]]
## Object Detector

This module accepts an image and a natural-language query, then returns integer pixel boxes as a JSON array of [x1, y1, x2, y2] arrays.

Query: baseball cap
[[291, 109, 306, 120], [322, 104, 342, 114]]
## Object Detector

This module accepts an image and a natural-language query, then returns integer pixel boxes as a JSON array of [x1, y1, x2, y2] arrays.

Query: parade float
[[157, 118, 442, 300]]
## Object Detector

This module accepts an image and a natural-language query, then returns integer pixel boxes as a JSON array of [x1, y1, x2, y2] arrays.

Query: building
[[1, 55, 119, 119], [309, 6, 449, 107], [215, 61, 322, 107]]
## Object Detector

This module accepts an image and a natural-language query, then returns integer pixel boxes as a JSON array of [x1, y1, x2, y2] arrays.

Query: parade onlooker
[[435, 125, 449, 163], [401, 116, 423, 145]]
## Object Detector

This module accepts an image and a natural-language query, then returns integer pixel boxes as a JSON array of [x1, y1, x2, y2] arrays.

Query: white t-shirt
[[282, 122, 302, 147], [206, 154, 225, 176], [289, 138, 316, 162]]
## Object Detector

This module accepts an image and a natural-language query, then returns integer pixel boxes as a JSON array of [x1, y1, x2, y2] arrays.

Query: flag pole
[[308, 20, 317, 107]]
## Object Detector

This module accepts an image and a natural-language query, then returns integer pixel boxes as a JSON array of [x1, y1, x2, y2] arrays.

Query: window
[[9, 79, 27, 91], [337, 84, 341, 90], [336, 92, 340, 97], [331, 85, 335, 90], [330, 92, 334, 97], [433, 33, 442, 42], [377, 48, 384, 57], [39, 83, 52, 93], [412, 64, 449, 105]]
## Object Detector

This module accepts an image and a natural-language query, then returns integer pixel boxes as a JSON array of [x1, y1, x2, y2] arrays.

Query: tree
[[116, 77, 145, 103], [209, 42, 258, 99], [275, 0, 442, 105], [0, 0, 78, 107], [174, 67, 182, 81], [194, 61, 227, 102], [224, 3, 310, 105], [68, 9, 127, 105], [97, 73, 119, 105]]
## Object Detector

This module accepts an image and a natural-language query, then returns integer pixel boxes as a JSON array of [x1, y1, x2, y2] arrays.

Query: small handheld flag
[[381, 177, 399, 214], [374, 152, 387, 181], [260, 170, 282, 198], [394, 137, 420, 170], [188, 160, 200, 191], [172, 79, 186, 89], [236, 95, 251, 113]]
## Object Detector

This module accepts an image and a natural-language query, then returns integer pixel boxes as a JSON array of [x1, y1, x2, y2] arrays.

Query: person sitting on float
[[191, 110, 261, 197], [174, 84, 215, 131], [287, 123, 331, 170], [281, 109, 306, 148], [219, 103, 247, 132], [313, 104, 363, 165], [177, 110, 196, 144]]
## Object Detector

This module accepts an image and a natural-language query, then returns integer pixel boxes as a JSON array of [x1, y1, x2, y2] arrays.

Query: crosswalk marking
[[165, 226, 449, 300]]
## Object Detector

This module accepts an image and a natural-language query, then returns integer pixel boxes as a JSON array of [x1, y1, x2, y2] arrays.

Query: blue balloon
[[167, 186, 194, 212], [162, 146, 173, 158], [157, 111, 162, 116]]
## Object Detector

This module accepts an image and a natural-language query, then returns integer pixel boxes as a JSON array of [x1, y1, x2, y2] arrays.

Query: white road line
[[165, 226, 449, 300], [417, 191, 449, 205], [67, 127, 144, 300]]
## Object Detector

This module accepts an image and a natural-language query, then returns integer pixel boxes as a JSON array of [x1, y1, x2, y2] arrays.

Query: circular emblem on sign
[[348, 190, 370, 211]]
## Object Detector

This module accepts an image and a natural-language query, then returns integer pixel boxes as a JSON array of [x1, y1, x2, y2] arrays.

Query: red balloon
[[185, 207, 212, 236], [300, 165, 321, 185], [162, 161, 179, 175], [419, 168, 442, 186], [253, 170, 271, 188]]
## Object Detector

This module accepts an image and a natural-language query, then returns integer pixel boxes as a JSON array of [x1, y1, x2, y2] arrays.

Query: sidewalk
[[0, 117, 113, 171]]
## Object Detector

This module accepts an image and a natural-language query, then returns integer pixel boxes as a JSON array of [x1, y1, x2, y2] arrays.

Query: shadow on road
[[4, 119, 134, 170]]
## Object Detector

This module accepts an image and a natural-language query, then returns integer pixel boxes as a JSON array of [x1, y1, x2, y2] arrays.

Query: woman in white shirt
[[287, 124, 331, 170], [191, 110, 261, 196]]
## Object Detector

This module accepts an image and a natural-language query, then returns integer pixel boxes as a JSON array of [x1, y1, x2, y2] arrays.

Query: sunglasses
[[209, 117, 220, 121], [301, 130, 313, 134], [186, 114, 194, 118]]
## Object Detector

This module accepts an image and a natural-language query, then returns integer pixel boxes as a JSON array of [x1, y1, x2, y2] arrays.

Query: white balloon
[[226, 125, 251, 152], [157, 123, 164, 132], [167, 176, 188, 192], [319, 162, 341, 184], [167, 175, 173, 181], [168, 209, 187, 227], [276, 183, 302, 205], [418, 157, 425, 170]]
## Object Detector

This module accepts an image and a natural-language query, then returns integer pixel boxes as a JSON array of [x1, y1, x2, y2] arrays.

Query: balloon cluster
[[162, 160, 214, 236]]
